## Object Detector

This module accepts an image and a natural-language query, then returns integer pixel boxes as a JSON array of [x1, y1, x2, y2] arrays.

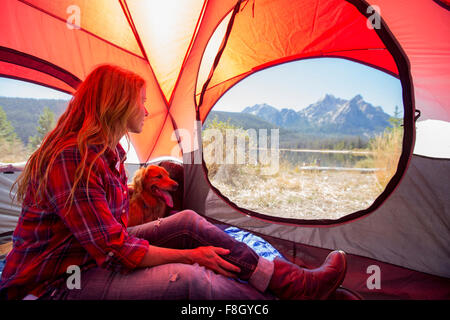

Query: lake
[[278, 149, 371, 168]]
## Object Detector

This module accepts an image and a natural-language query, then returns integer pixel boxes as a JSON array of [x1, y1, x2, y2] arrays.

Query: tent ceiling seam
[[118, 0, 150, 63], [192, 6, 237, 111], [118, 0, 173, 163], [197, 0, 243, 111], [118, 0, 169, 107], [0, 46, 81, 88], [168, 0, 209, 105], [164, 0, 211, 159], [17, 0, 146, 61]]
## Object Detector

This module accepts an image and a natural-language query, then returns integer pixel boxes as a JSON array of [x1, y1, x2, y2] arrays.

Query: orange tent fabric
[[1, 0, 448, 162]]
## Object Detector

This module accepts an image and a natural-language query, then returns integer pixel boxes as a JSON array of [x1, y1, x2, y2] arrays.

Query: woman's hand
[[187, 246, 241, 278], [137, 245, 241, 279]]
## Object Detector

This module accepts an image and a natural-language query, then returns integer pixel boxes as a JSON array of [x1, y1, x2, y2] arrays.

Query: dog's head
[[132, 165, 179, 208]]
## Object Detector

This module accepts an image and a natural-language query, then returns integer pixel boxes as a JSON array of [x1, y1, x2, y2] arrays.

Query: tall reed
[[369, 125, 403, 190]]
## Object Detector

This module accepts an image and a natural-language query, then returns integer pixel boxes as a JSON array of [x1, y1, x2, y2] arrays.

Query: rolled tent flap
[[0, 60, 76, 95]]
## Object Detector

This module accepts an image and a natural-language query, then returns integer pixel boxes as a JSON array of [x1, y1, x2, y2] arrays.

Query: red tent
[[1, 0, 449, 299]]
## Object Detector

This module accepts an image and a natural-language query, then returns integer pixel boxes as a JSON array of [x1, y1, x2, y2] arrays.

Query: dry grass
[[202, 117, 403, 220], [368, 127, 403, 191], [0, 138, 33, 163], [204, 124, 403, 220], [208, 162, 381, 220], [0, 242, 13, 258]]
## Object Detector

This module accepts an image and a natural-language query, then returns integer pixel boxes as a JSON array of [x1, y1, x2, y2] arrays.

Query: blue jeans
[[41, 210, 275, 300]]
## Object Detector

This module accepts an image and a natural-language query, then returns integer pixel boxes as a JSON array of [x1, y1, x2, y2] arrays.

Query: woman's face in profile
[[127, 86, 148, 134]]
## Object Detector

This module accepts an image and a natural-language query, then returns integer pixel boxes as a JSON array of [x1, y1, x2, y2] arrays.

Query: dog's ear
[[154, 165, 169, 177], [132, 167, 146, 195]]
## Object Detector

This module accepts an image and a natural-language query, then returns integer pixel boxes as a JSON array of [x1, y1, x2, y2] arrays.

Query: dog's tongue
[[156, 189, 173, 208]]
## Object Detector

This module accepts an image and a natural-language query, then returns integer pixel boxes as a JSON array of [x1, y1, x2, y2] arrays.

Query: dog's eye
[[156, 174, 162, 179]]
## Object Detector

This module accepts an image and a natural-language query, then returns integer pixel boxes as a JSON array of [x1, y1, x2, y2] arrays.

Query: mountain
[[241, 103, 284, 126], [203, 110, 324, 149], [242, 94, 392, 136], [243, 103, 310, 129], [0, 96, 69, 144], [300, 94, 347, 124]]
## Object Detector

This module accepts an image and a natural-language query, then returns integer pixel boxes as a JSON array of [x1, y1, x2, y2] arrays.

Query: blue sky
[[0, 58, 403, 116], [214, 58, 403, 116], [0, 78, 72, 100]]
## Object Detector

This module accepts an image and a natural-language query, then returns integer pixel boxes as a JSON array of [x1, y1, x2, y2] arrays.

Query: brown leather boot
[[269, 250, 347, 300]]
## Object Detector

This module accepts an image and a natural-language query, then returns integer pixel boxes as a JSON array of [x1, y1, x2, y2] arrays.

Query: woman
[[0, 65, 346, 300]]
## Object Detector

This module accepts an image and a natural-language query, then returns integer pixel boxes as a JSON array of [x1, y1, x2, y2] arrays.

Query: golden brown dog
[[128, 165, 178, 227]]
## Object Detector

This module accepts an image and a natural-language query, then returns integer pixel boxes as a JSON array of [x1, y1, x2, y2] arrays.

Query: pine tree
[[0, 105, 17, 143], [28, 106, 56, 150], [0, 105, 29, 163], [388, 105, 403, 130]]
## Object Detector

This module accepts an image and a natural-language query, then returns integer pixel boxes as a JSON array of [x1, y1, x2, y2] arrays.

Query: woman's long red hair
[[12, 64, 145, 210]]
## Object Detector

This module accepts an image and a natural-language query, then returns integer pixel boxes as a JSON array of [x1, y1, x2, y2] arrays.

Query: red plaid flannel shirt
[[0, 143, 149, 300]]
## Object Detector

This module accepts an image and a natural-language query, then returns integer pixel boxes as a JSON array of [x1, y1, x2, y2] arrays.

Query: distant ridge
[[0, 96, 68, 144], [242, 94, 391, 136]]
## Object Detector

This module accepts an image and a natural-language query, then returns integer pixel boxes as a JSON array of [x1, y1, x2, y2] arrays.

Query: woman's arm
[[48, 149, 149, 270], [138, 245, 241, 278]]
